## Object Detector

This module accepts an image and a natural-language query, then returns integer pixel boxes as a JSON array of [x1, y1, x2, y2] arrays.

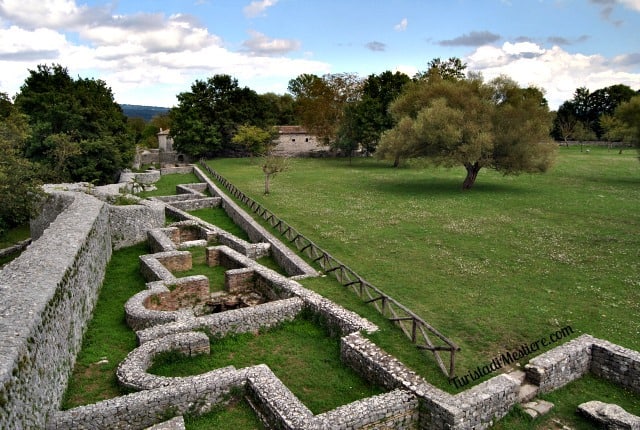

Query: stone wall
[[109, 199, 165, 250], [4, 169, 640, 429], [193, 166, 318, 278], [0, 192, 112, 429]]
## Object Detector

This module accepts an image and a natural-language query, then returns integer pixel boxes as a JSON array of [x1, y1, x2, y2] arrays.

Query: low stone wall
[[125, 282, 190, 331], [109, 199, 165, 250], [135, 297, 305, 344], [341, 332, 520, 429], [590, 338, 640, 394], [193, 166, 317, 278], [160, 166, 194, 175], [525, 334, 594, 393], [47, 367, 249, 430], [119, 170, 161, 186], [169, 197, 221, 212], [0, 192, 112, 429], [164, 205, 271, 259]]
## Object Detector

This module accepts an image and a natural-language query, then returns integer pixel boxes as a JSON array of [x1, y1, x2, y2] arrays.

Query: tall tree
[[335, 71, 411, 156], [414, 57, 467, 81], [170, 74, 268, 158], [377, 75, 556, 190], [0, 95, 43, 235], [551, 84, 636, 140], [14, 64, 132, 184], [288, 73, 363, 145], [613, 95, 640, 156]]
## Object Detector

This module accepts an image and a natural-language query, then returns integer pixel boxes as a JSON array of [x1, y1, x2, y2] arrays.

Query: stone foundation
[[2, 170, 639, 430]]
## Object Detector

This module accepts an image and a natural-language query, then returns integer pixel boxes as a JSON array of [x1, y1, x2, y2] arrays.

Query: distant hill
[[121, 104, 170, 122]]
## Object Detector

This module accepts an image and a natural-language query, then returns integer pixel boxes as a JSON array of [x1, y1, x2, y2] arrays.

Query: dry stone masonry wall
[[0, 191, 112, 429], [1, 166, 639, 429]]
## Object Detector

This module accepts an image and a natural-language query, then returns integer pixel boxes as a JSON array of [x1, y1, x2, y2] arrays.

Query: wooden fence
[[200, 161, 460, 379]]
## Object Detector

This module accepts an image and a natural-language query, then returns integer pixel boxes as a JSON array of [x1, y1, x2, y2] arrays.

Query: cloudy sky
[[1, 0, 639, 109]]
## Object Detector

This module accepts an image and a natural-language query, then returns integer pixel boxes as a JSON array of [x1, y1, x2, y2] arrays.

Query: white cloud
[[394, 18, 408, 32], [619, 0, 640, 11], [242, 30, 301, 56], [0, 0, 107, 29], [0, 0, 328, 106], [243, 0, 278, 18], [466, 41, 640, 109]]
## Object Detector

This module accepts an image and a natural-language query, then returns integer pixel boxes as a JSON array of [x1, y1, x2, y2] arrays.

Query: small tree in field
[[262, 156, 288, 195], [377, 73, 556, 190]]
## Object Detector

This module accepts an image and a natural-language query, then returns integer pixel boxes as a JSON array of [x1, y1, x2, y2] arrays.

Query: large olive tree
[[377, 74, 556, 190]]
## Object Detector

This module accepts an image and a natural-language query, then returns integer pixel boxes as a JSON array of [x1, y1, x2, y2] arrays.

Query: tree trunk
[[264, 173, 270, 195], [393, 154, 400, 168], [462, 163, 481, 190]]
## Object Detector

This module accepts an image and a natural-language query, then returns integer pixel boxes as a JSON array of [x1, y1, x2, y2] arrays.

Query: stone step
[[518, 383, 539, 403], [521, 399, 554, 419], [505, 369, 526, 384]]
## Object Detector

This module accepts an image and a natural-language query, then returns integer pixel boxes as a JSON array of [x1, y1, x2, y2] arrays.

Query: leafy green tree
[[377, 75, 556, 190], [288, 73, 363, 145], [552, 84, 636, 140], [414, 57, 467, 81], [0, 95, 43, 236], [170, 74, 268, 158], [259, 92, 297, 125], [335, 71, 411, 156], [613, 95, 640, 156], [14, 64, 132, 184], [232, 124, 278, 156]]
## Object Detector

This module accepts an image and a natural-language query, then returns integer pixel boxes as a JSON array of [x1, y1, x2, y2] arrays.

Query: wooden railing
[[200, 161, 460, 378]]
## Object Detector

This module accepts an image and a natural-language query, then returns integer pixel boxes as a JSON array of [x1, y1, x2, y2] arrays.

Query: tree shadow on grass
[[372, 176, 534, 197]]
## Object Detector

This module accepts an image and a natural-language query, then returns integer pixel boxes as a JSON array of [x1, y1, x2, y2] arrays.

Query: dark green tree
[[414, 57, 467, 81], [335, 71, 411, 156], [14, 64, 132, 184], [0, 95, 43, 236], [551, 84, 636, 140], [170, 74, 268, 158], [258, 92, 297, 125]]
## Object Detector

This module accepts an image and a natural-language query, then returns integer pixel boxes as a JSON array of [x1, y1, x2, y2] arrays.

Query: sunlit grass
[[149, 314, 385, 415], [205, 146, 640, 386], [138, 172, 200, 197]]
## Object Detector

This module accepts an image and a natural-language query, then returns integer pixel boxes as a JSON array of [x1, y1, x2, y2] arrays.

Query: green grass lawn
[[62, 153, 640, 428], [138, 172, 201, 198], [149, 314, 385, 415], [62, 242, 149, 409], [204, 146, 640, 387]]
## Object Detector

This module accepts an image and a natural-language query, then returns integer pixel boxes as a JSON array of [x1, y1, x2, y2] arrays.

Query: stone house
[[272, 126, 331, 157]]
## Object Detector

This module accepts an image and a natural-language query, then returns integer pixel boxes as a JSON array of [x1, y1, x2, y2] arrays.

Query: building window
[[292, 138, 296, 142], [305, 138, 309, 142]]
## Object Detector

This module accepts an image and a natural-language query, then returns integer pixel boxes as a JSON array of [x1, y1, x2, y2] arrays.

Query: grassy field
[[62, 156, 640, 429], [205, 146, 640, 385]]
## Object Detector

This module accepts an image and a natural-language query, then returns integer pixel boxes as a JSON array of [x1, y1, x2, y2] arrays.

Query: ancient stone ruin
[[1, 165, 638, 429]]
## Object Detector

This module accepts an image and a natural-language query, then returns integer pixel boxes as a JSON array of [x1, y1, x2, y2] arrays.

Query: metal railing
[[200, 161, 460, 378]]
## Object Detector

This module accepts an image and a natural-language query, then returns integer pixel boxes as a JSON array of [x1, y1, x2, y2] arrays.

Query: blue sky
[[1, 0, 639, 109]]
